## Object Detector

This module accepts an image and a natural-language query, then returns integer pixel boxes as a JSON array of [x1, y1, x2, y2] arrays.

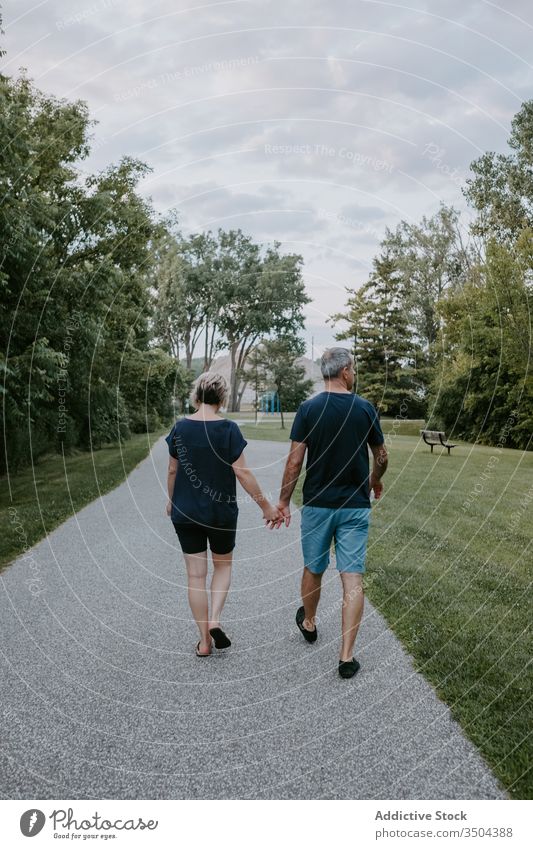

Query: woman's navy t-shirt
[[166, 418, 247, 527]]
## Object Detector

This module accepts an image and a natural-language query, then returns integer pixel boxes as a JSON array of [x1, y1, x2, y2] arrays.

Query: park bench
[[420, 429, 457, 455]]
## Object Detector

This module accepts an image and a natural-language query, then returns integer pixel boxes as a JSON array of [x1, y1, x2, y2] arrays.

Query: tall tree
[[432, 232, 532, 448], [333, 252, 425, 416], [179, 230, 220, 370], [215, 232, 309, 411], [246, 336, 313, 428], [464, 100, 533, 243], [243, 345, 270, 424], [152, 227, 220, 370], [0, 64, 181, 468], [382, 205, 470, 361]]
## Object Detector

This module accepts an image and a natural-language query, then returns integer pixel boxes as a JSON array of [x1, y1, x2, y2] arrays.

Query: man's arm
[[166, 455, 178, 515], [369, 443, 388, 499], [232, 451, 282, 526], [277, 440, 307, 525]]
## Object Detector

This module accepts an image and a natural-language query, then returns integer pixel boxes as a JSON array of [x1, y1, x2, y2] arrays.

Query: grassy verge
[[262, 428, 532, 799], [233, 415, 425, 442], [1, 429, 166, 573]]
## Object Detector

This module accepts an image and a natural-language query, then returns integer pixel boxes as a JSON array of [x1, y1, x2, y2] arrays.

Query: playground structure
[[258, 391, 280, 414]]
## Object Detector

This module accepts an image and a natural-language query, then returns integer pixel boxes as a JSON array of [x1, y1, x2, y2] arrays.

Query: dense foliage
[[152, 227, 309, 411], [333, 103, 532, 449], [1, 57, 311, 474], [0, 68, 189, 472]]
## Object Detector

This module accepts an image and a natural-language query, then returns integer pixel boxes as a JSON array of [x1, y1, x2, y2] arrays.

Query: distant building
[[210, 354, 324, 409]]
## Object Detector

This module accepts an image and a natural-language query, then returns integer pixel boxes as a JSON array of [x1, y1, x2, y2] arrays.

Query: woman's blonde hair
[[192, 371, 228, 408]]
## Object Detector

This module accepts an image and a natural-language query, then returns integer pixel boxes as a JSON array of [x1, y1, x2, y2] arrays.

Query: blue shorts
[[300, 505, 371, 574]]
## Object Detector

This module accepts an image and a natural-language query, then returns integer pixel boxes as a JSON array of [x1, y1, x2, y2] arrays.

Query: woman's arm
[[232, 451, 282, 527], [166, 455, 178, 516]]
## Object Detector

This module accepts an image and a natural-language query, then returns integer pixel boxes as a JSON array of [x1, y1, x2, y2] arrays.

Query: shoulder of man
[[353, 394, 378, 414], [293, 397, 314, 421], [299, 393, 321, 411]]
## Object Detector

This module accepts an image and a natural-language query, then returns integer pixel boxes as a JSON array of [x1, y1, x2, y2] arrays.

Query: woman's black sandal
[[196, 641, 212, 657], [209, 627, 231, 649]]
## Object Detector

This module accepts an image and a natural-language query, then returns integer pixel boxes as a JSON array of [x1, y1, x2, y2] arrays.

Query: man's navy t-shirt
[[166, 418, 247, 526], [289, 392, 384, 508]]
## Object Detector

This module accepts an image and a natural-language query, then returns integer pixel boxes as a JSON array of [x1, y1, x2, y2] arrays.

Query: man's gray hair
[[320, 347, 353, 379]]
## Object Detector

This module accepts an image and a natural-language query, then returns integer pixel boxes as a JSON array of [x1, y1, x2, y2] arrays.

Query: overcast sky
[[2, 0, 532, 355]]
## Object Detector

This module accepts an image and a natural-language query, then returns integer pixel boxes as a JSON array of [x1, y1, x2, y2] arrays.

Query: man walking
[[277, 348, 388, 678]]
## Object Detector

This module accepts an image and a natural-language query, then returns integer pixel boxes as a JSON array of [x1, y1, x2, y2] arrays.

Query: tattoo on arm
[[370, 444, 388, 480]]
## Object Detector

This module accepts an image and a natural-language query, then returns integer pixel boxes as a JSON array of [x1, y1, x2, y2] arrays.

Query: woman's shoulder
[[166, 418, 193, 440], [208, 416, 240, 429], [171, 416, 240, 433], [226, 418, 245, 434]]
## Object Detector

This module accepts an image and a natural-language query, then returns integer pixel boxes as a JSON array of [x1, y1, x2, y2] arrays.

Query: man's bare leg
[[301, 566, 322, 631], [339, 572, 364, 661]]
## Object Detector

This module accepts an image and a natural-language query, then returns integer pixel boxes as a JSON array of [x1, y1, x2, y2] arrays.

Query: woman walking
[[166, 372, 282, 656]]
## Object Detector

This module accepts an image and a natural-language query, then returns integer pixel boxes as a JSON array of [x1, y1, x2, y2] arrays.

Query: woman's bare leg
[[184, 551, 210, 652], [209, 550, 233, 629]]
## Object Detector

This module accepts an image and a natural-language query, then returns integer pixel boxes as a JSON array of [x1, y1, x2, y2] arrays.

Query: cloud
[[3, 0, 532, 350]]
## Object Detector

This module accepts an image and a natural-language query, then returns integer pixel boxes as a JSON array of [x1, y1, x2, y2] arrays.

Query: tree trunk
[[207, 322, 217, 368], [229, 335, 258, 412], [237, 380, 247, 411], [185, 330, 192, 370], [203, 315, 209, 370], [228, 340, 239, 411]]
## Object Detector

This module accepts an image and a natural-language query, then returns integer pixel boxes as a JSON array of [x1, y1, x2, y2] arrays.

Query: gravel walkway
[[0, 438, 506, 799]]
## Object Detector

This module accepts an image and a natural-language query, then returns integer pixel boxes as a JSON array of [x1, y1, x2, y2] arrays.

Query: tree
[[248, 336, 314, 428], [152, 226, 220, 369], [464, 100, 533, 243], [333, 252, 425, 417], [381, 205, 470, 367], [120, 347, 191, 433], [215, 232, 309, 411], [428, 99, 533, 449], [151, 231, 187, 361], [243, 345, 269, 424], [431, 232, 532, 448], [0, 61, 178, 470]]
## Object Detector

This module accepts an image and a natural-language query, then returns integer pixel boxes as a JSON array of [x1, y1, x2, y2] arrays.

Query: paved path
[[0, 439, 506, 799]]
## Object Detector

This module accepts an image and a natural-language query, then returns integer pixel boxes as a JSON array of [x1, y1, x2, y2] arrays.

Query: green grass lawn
[[234, 415, 425, 442], [1, 430, 166, 572], [361, 437, 532, 799], [258, 427, 532, 799]]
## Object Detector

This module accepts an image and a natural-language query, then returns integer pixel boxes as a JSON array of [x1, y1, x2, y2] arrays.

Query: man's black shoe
[[296, 606, 317, 643], [338, 658, 360, 679]]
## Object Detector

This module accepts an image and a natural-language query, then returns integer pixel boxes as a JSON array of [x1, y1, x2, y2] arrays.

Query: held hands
[[276, 502, 291, 527], [262, 502, 284, 529], [262, 501, 291, 529]]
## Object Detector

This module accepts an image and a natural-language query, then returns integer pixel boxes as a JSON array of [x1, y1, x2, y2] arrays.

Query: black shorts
[[173, 522, 236, 555]]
